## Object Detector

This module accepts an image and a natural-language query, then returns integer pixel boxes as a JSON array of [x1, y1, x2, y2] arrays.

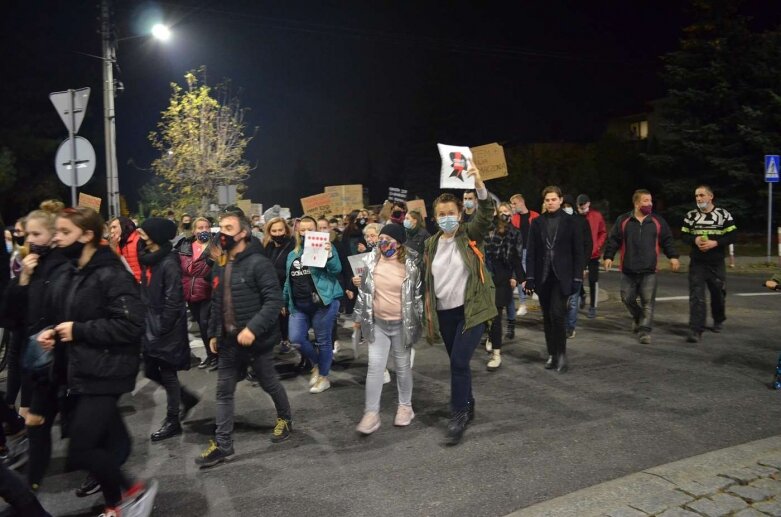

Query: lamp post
[[101, 0, 170, 219]]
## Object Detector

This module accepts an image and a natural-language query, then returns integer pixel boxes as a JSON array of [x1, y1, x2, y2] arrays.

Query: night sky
[[1, 0, 779, 214]]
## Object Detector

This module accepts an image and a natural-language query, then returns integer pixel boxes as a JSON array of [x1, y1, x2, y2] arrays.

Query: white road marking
[[655, 292, 780, 302]]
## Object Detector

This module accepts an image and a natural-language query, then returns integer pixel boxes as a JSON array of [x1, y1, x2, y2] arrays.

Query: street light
[[101, 0, 170, 219]]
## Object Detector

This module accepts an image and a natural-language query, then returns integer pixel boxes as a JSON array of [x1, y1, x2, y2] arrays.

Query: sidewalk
[[508, 435, 781, 517]]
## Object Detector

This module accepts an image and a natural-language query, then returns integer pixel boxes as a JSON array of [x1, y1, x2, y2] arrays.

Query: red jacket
[[511, 210, 540, 231], [584, 209, 607, 259], [118, 230, 142, 283], [178, 239, 213, 303]]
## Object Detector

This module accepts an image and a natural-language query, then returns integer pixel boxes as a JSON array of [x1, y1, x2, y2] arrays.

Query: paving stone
[[758, 456, 781, 470], [628, 490, 694, 515], [677, 476, 734, 497], [751, 478, 781, 495], [605, 507, 649, 517], [734, 508, 772, 517], [685, 493, 748, 516], [656, 509, 701, 517], [753, 499, 781, 517], [749, 464, 780, 477], [721, 468, 763, 485], [728, 484, 775, 503]]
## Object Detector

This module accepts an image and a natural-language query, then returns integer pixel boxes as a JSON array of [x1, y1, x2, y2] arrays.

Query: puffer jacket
[[117, 230, 143, 283], [63, 246, 145, 395], [177, 238, 213, 303], [423, 194, 498, 343], [208, 240, 283, 352], [283, 246, 344, 313], [353, 248, 423, 348]]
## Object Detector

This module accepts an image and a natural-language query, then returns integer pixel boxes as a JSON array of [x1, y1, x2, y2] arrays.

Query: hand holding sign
[[301, 231, 331, 268], [437, 144, 476, 189], [466, 158, 484, 190]]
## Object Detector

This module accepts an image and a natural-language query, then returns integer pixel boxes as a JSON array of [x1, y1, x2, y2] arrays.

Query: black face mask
[[60, 240, 85, 260], [219, 232, 242, 252], [271, 234, 287, 244], [182, 222, 192, 231], [500, 213, 511, 223], [13, 235, 24, 246], [196, 231, 211, 243], [29, 243, 51, 256]]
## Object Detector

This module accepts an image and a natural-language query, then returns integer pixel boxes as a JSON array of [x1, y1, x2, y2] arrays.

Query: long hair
[[262, 217, 292, 248], [294, 216, 317, 253], [111, 216, 137, 247]]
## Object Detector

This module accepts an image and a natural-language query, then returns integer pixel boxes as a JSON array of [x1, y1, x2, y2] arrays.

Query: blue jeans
[[289, 299, 340, 376], [506, 249, 527, 322], [566, 293, 579, 332]]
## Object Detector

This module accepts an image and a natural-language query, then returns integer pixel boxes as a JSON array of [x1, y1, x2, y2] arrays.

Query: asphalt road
[[21, 269, 781, 516]]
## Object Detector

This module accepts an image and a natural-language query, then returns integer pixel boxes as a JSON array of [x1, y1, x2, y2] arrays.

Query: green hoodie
[[423, 195, 498, 343]]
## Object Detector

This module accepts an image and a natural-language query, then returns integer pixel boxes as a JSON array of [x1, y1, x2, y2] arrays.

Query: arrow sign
[[49, 88, 90, 134], [55, 136, 96, 187], [766, 155, 780, 183]]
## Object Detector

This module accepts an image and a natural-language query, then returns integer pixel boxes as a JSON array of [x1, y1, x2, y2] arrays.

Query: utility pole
[[101, 0, 120, 219]]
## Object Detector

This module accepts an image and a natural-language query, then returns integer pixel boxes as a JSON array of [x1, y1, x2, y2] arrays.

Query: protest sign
[[237, 199, 252, 216], [300, 193, 333, 219], [78, 193, 101, 212], [250, 203, 263, 218], [406, 198, 427, 218], [324, 184, 363, 215], [301, 231, 331, 268], [437, 143, 475, 189], [378, 200, 393, 222], [279, 207, 291, 220], [388, 187, 408, 203], [348, 252, 371, 277], [471, 142, 508, 181]]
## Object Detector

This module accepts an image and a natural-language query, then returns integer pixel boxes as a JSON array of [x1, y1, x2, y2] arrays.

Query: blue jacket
[[283, 247, 344, 313]]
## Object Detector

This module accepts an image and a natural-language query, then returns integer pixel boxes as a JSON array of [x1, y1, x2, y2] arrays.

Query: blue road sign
[[766, 155, 780, 183]]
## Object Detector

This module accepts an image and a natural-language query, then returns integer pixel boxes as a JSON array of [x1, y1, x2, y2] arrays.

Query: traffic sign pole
[[69, 90, 78, 207], [765, 155, 780, 264], [769, 182, 773, 264]]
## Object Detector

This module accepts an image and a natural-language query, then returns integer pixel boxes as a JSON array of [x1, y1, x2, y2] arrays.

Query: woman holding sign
[[423, 160, 497, 445], [283, 216, 344, 394], [352, 223, 422, 434]]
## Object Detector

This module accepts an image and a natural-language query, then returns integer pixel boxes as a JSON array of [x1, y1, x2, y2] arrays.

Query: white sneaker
[[485, 339, 492, 353], [487, 350, 502, 371], [309, 367, 320, 387], [333, 340, 340, 354], [383, 369, 391, 384], [310, 376, 331, 394], [516, 304, 528, 316]]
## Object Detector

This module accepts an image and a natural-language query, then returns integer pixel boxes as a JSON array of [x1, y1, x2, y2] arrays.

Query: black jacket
[[575, 213, 593, 270], [262, 236, 295, 288], [526, 210, 584, 296], [208, 240, 283, 352], [603, 212, 678, 274], [64, 246, 145, 395], [140, 246, 190, 370]]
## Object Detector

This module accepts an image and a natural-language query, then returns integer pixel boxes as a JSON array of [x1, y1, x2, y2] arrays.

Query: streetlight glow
[[151, 23, 171, 41]]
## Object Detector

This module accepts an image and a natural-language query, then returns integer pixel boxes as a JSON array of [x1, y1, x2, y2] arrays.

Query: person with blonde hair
[[262, 216, 295, 354]]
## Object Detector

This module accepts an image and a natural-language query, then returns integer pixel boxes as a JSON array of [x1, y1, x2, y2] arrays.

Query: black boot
[[544, 355, 557, 369], [445, 409, 470, 446], [180, 389, 201, 422], [504, 320, 515, 340], [151, 418, 182, 442], [556, 353, 568, 373]]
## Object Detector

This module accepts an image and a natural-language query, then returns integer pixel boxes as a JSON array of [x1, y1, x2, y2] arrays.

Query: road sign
[[217, 185, 238, 205], [49, 88, 90, 134], [55, 136, 96, 187], [765, 155, 779, 183]]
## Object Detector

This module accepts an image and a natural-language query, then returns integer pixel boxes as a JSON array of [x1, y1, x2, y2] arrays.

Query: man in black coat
[[525, 186, 584, 373], [196, 210, 292, 469], [562, 194, 593, 339]]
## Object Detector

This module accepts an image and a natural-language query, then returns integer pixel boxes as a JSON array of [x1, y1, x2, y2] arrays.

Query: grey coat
[[353, 248, 423, 348]]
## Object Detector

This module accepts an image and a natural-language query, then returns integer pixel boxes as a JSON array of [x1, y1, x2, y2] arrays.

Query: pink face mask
[[639, 205, 653, 216]]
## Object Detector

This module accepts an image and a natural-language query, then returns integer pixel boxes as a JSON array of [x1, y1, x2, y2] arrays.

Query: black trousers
[[488, 305, 505, 350], [188, 300, 214, 360], [689, 261, 726, 332], [0, 462, 50, 516], [67, 394, 132, 507], [5, 332, 31, 408], [536, 277, 568, 357], [587, 258, 600, 307], [145, 356, 193, 422], [27, 380, 60, 486]]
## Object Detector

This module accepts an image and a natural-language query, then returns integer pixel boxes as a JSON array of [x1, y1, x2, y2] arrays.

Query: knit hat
[[140, 217, 177, 245], [576, 194, 590, 206], [562, 194, 576, 208], [379, 223, 406, 245]]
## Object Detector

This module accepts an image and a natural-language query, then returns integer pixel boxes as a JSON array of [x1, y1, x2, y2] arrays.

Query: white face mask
[[563, 207, 574, 215], [697, 202, 709, 210]]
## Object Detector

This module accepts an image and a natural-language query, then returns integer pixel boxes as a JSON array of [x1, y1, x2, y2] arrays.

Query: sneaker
[[383, 369, 391, 384], [195, 440, 234, 468], [394, 405, 415, 427], [356, 411, 380, 435], [639, 332, 651, 344], [280, 340, 292, 354], [686, 330, 701, 343], [333, 340, 341, 354], [588, 307, 596, 319], [75, 474, 101, 497], [119, 478, 158, 517], [515, 304, 528, 317], [100, 507, 120, 517], [309, 376, 331, 394], [566, 329, 576, 339], [486, 350, 502, 371], [309, 367, 320, 387], [197, 357, 211, 369], [485, 339, 492, 353], [271, 418, 292, 443]]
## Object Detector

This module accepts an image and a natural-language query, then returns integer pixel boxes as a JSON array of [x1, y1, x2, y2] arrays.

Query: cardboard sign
[[388, 187, 408, 203], [236, 199, 252, 217], [347, 252, 371, 278], [301, 231, 331, 268], [279, 207, 291, 220], [324, 184, 363, 215], [437, 143, 475, 189], [378, 200, 393, 222], [78, 193, 101, 212], [250, 203, 263, 218], [406, 199, 427, 219], [471, 142, 508, 181], [300, 193, 333, 219]]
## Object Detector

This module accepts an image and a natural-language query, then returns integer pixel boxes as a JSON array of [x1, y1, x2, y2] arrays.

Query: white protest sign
[[301, 231, 331, 268], [437, 143, 475, 189], [348, 253, 371, 278]]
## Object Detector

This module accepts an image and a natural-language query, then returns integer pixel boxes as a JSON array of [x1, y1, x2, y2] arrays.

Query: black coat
[[140, 247, 190, 370], [208, 240, 283, 352], [526, 210, 584, 297], [64, 246, 145, 395], [262, 236, 295, 288]]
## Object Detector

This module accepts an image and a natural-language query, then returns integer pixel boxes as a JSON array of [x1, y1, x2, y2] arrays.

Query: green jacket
[[423, 195, 498, 343]]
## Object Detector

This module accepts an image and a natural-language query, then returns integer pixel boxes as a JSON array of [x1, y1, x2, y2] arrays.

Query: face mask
[[403, 219, 413, 230], [182, 222, 192, 231], [463, 200, 475, 210], [357, 218, 367, 228], [697, 202, 709, 210], [13, 235, 24, 246], [437, 216, 459, 234], [271, 234, 287, 244], [563, 207, 574, 215], [5, 242, 11, 253], [366, 240, 377, 249], [639, 205, 653, 216], [219, 232, 241, 252], [391, 210, 404, 219], [196, 231, 211, 243], [378, 240, 397, 257], [60, 240, 85, 260], [500, 213, 511, 223], [29, 243, 51, 256]]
